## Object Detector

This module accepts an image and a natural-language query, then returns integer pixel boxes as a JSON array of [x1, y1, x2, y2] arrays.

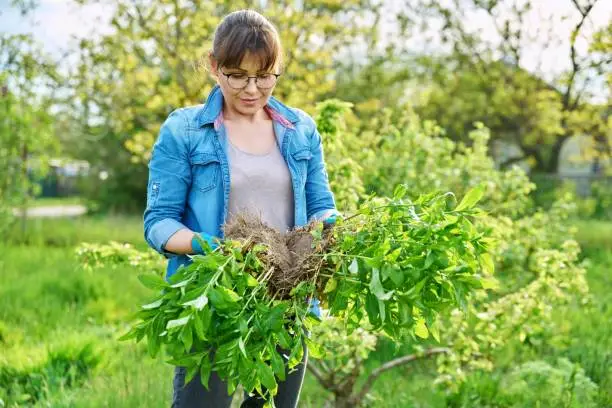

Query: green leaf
[[182, 294, 208, 310], [424, 250, 436, 269], [257, 360, 277, 392], [481, 277, 500, 290], [378, 299, 386, 323], [288, 337, 304, 368], [384, 265, 404, 287], [138, 274, 169, 290], [348, 258, 358, 274], [369, 268, 394, 301], [117, 329, 137, 341], [398, 301, 412, 325], [405, 277, 428, 299], [414, 317, 429, 339], [238, 337, 248, 358], [454, 185, 485, 212], [146, 319, 161, 358], [209, 287, 240, 309], [480, 253, 495, 275], [239, 317, 248, 335], [200, 307, 212, 332], [264, 304, 286, 332], [208, 288, 228, 309], [182, 324, 193, 352], [323, 277, 337, 293], [170, 278, 192, 288], [141, 299, 163, 310], [429, 322, 441, 343], [147, 336, 160, 358], [246, 274, 259, 287], [200, 356, 212, 390], [185, 363, 199, 385], [393, 184, 407, 199], [270, 349, 286, 381], [365, 293, 380, 326], [167, 315, 191, 330], [277, 329, 291, 349], [227, 378, 238, 395], [443, 214, 459, 226], [305, 337, 325, 359]]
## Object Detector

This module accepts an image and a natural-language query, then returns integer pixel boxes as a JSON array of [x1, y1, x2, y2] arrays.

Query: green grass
[[0, 219, 170, 407], [1, 216, 610, 407], [559, 221, 612, 406], [441, 220, 612, 408], [6, 214, 145, 248]]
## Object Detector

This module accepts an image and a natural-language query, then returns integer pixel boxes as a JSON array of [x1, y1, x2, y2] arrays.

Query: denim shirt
[[143, 85, 340, 280]]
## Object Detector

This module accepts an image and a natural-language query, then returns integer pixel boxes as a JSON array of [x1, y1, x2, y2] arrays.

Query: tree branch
[[336, 355, 365, 393], [307, 361, 334, 391], [564, 0, 598, 110], [353, 347, 451, 404]]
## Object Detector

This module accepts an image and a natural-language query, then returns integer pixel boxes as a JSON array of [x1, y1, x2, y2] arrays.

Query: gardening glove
[[308, 297, 322, 318], [323, 214, 338, 225], [191, 231, 221, 254], [322, 213, 341, 235]]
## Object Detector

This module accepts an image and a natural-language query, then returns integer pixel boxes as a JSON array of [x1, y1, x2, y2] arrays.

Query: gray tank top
[[226, 140, 295, 233]]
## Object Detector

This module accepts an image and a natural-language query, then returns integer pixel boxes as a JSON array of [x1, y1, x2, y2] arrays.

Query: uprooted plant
[[106, 185, 493, 406]]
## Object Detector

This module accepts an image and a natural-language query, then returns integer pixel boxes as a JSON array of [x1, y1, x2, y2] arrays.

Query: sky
[[0, 0, 115, 54], [1, 0, 610, 96]]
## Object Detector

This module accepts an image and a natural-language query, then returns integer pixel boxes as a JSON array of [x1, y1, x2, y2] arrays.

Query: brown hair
[[212, 10, 282, 72]]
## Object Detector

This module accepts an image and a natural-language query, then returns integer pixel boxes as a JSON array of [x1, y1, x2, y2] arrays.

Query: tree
[[0, 33, 59, 232], [307, 317, 449, 408], [406, 0, 611, 172]]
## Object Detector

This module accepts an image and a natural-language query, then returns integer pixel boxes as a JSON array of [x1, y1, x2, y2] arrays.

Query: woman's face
[[210, 52, 278, 118]]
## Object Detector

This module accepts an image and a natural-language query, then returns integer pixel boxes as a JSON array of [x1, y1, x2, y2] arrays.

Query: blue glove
[[308, 298, 321, 317], [191, 232, 220, 254], [323, 214, 337, 225]]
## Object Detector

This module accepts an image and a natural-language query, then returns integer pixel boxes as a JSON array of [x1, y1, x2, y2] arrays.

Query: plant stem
[[319, 273, 361, 284], [312, 253, 372, 260], [240, 267, 274, 316]]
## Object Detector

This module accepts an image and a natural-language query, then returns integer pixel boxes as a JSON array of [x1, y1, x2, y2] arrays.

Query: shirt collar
[[196, 85, 299, 129]]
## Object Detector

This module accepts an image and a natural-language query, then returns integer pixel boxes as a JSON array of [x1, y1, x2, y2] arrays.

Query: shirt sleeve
[[143, 110, 192, 258], [305, 122, 341, 222]]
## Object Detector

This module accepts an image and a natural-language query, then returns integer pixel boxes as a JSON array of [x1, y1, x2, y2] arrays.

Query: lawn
[[1, 215, 610, 407]]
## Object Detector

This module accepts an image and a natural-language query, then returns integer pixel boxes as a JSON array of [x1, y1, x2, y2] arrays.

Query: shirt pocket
[[190, 152, 220, 193], [291, 148, 312, 185], [146, 180, 161, 208]]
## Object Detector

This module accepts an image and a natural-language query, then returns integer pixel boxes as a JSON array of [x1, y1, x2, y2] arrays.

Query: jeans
[[171, 345, 308, 408]]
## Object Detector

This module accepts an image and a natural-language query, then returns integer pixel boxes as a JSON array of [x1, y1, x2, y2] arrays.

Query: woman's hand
[[323, 214, 338, 225]]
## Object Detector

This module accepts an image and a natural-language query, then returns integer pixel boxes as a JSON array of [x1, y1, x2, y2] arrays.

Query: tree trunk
[[547, 134, 570, 173], [20, 143, 28, 236], [334, 394, 354, 408]]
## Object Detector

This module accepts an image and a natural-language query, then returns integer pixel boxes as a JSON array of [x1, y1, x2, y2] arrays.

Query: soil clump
[[223, 213, 332, 298]]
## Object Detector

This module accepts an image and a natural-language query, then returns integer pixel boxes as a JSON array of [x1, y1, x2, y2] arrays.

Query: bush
[[499, 358, 599, 408], [0, 336, 105, 406], [530, 174, 612, 221]]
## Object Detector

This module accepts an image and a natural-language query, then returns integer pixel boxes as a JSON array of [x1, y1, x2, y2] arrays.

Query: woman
[[143, 9, 339, 408]]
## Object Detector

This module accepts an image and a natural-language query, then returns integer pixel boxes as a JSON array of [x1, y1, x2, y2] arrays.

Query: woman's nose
[[244, 77, 258, 93]]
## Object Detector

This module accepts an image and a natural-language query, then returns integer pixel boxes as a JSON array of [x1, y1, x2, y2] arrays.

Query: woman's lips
[[240, 98, 258, 105]]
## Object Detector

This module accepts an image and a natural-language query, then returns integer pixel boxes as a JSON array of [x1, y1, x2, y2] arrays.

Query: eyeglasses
[[220, 70, 280, 89]]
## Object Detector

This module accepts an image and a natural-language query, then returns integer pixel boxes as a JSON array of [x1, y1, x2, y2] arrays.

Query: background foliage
[[2, 0, 612, 406]]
